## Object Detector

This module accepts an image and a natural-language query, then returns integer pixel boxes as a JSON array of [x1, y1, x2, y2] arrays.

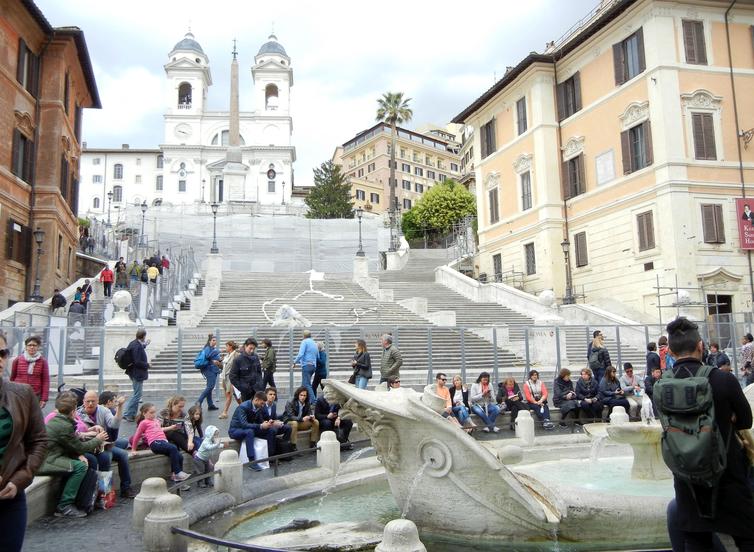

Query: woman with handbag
[[159, 395, 192, 453], [219, 341, 240, 419], [350, 339, 372, 389]]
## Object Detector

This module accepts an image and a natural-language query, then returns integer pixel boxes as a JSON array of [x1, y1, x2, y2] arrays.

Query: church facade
[[79, 31, 296, 215]]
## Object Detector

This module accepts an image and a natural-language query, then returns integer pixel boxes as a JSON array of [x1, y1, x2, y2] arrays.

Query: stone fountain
[[323, 380, 671, 547]]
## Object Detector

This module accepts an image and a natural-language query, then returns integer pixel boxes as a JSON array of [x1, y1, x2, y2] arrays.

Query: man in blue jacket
[[229, 392, 279, 470], [292, 330, 318, 403], [123, 329, 149, 422]]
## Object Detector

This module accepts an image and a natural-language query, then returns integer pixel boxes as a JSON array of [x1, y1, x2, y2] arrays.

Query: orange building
[[0, 0, 100, 307], [453, 0, 754, 321]]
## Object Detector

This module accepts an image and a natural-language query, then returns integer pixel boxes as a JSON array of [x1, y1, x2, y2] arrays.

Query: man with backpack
[[122, 329, 150, 422], [657, 317, 754, 550]]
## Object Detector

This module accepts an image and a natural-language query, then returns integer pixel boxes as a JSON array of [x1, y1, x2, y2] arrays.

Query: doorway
[[707, 294, 733, 349]]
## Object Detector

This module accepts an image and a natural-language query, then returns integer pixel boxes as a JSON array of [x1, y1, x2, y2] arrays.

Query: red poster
[[736, 198, 754, 250]]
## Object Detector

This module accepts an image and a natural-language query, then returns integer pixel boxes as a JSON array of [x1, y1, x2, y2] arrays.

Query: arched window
[[93, 197, 100, 209], [265, 84, 279, 110], [178, 82, 192, 106], [156, 154, 163, 169], [113, 163, 123, 179], [211, 131, 245, 146], [112, 185, 123, 202]]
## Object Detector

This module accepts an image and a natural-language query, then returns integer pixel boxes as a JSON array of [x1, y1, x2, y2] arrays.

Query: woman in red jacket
[[10, 336, 49, 408], [99, 265, 114, 297]]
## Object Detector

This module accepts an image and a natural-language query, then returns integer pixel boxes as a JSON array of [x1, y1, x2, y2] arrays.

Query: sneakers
[[55, 504, 87, 518], [543, 421, 555, 430], [171, 471, 190, 481], [121, 487, 137, 499], [248, 464, 264, 472], [123, 416, 135, 423], [482, 427, 490, 433], [492, 426, 500, 433], [207, 405, 219, 411]]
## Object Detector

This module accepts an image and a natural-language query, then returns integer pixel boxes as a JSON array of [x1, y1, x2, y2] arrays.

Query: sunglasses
[[0, 348, 9, 359], [439, 378, 447, 382], [391, 380, 401, 384]]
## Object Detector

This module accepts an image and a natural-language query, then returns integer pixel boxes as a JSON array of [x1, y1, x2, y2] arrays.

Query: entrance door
[[707, 294, 733, 349]]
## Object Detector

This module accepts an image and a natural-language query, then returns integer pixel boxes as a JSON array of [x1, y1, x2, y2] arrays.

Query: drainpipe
[[26, 33, 54, 300], [724, 0, 754, 305]]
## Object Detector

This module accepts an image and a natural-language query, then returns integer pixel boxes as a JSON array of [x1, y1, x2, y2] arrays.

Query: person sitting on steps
[[282, 387, 320, 451], [522, 370, 554, 430], [598, 366, 630, 421]]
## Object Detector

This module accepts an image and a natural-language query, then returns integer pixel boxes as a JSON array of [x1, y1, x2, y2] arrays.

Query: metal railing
[[170, 527, 287, 552]]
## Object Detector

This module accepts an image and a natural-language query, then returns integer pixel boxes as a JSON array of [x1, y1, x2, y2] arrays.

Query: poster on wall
[[736, 198, 754, 250]]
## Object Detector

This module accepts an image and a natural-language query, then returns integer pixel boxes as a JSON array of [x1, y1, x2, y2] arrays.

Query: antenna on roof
[[232, 38, 238, 60]]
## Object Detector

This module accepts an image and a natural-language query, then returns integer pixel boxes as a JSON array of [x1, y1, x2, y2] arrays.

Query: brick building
[[0, 0, 100, 307]]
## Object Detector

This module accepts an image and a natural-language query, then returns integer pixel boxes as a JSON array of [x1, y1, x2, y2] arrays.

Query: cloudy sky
[[37, 0, 597, 186]]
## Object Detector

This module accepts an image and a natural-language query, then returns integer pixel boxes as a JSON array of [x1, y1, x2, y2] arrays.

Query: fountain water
[[317, 446, 374, 510], [401, 460, 431, 519]]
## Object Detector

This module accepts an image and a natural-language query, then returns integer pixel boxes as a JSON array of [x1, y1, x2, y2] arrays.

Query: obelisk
[[224, 40, 249, 201]]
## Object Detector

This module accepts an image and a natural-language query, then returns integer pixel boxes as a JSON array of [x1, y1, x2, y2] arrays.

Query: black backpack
[[115, 347, 132, 370]]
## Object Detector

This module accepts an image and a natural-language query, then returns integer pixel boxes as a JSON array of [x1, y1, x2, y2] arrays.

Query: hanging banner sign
[[736, 198, 754, 250]]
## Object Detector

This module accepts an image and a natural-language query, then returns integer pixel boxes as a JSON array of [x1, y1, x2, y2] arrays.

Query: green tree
[[401, 180, 476, 239], [375, 92, 413, 239], [305, 161, 354, 219]]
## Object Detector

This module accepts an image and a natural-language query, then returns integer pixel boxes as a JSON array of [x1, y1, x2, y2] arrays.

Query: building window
[[414, 167, 423, 177], [178, 180, 186, 192], [613, 29, 646, 85], [93, 175, 102, 183], [524, 243, 536, 275], [574, 231, 588, 267], [265, 84, 279, 110], [16, 39, 40, 98], [402, 163, 411, 172], [439, 174, 447, 182], [701, 204, 725, 244], [57, 234, 63, 270], [136, 158, 141, 166], [93, 158, 101, 165], [683, 20, 707, 65], [370, 193, 380, 204], [268, 180, 275, 192], [563, 155, 585, 199], [67, 246, 72, 277], [63, 72, 70, 115], [450, 163, 459, 172], [178, 82, 192, 106], [113, 164, 123, 179], [427, 170, 436, 180], [74, 104, 83, 141], [11, 130, 35, 183], [492, 253, 502, 282], [367, 163, 375, 173], [480, 118, 496, 159], [415, 183, 424, 193], [637, 210, 655, 251], [403, 198, 412, 209], [60, 156, 70, 202], [516, 97, 527, 135], [402, 180, 411, 190], [7, 220, 31, 265], [157, 154, 164, 168], [557, 72, 582, 121], [521, 171, 532, 210], [620, 121, 653, 174], [488, 188, 499, 224], [691, 112, 716, 160], [93, 197, 100, 209], [155, 175, 163, 191], [135, 175, 142, 184], [112, 185, 123, 202], [356, 189, 366, 200], [357, 168, 364, 177]]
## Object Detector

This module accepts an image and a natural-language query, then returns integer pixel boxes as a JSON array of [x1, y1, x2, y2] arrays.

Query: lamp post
[[201, 179, 206, 203], [355, 206, 365, 257], [28, 227, 45, 302], [106, 190, 113, 226], [561, 238, 575, 305], [281, 181, 286, 205], [139, 200, 148, 247], [210, 202, 219, 254]]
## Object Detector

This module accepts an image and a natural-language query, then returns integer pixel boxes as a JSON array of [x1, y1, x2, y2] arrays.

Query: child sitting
[[187, 404, 204, 452], [193, 424, 224, 487], [130, 403, 190, 482]]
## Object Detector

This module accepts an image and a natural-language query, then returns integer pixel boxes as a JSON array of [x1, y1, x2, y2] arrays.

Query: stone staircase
[[562, 326, 648, 373]]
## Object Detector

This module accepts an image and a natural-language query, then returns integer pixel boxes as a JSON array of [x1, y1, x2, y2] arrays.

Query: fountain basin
[[584, 421, 671, 480]]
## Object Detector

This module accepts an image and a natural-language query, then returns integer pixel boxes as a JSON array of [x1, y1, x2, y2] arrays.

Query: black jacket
[[314, 396, 339, 422], [669, 358, 754, 537], [575, 377, 599, 401], [352, 351, 372, 379], [448, 387, 470, 410], [283, 399, 313, 423], [125, 339, 149, 381], [552, 377, 576, 407], [51, 293, 66, 309], [646, 351, 661, 372], [497, 383, 523, 404], [229, 351, 263, 401]]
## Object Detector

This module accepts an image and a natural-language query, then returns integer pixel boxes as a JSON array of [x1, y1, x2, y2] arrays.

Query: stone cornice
[[619, 100, 650, 130]]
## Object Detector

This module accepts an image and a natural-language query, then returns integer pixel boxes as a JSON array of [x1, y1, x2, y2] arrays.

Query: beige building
[[453, 0, 754, 322], [332, 122, 461, 214]]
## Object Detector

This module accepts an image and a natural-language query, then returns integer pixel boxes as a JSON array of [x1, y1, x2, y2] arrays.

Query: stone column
[[375, 519, 426, 552], [143, 493, 189, 552], [514, 410, 535, 445], [133, 477, 169, 528], [214, 448, 243, 503], [316, 431, 341, 474], [609, 406, 629, 425]]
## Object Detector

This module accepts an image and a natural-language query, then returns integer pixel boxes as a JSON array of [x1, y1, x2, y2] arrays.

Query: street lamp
[[355, 206, 365, 257], [561, 238, 575, 305], [282, 181, 286, 205], [28, 227, 45, 302], [139, 200, 148, 247], [210, 202, 219, 254], [106, 190, 113, 226], [201, 179, 206, 203]]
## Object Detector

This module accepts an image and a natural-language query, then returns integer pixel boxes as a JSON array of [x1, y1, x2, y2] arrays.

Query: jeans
[[103, 282, 112, 296], [301, 364, 316, 403], [0, 490, 27, 552], [471, 403, 500, 429], [229, 426, 279, 459], [197, 368, 218, 407], [124, 377, 143, 419], [666, 499, 740, 552], [110, 444, 132, 490], [150, 440, 183, 474], [263, 370, 276, 389], [527, 402, 551, 422], [355, 376, 369, 389], [452, 405, 470, 425]]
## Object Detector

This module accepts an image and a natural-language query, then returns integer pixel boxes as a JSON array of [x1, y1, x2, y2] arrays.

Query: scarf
[[24, 350, 41, 375], [527, 379, 542, 400]]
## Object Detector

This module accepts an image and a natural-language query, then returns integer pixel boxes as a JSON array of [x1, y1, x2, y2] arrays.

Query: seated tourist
[[130, 403, 190, 481], [98, 391, 128, 443], [644, 366, 663, 417], [497, 377, 524, 430], [618, 363, 642, 420], [552, 368, 580, 426], [159, 395, 192, 453], [469, 372, 501, 433], [449, 375, 473, 429], [260, 388, 292, 444], [38, 392, 107, 517], [387, 375, 401, 390], [574, 368, 602, 423], [229, 392, 280, 470], [77, 390, 136, 498], [598, 366, 630, 420], [314, 394, 354, 449], [282, 387, 320, 450], [522, 370, 554, 430]]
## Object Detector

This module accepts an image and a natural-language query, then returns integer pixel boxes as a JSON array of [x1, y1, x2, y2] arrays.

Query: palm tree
[[376, 92, 413, 251]]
